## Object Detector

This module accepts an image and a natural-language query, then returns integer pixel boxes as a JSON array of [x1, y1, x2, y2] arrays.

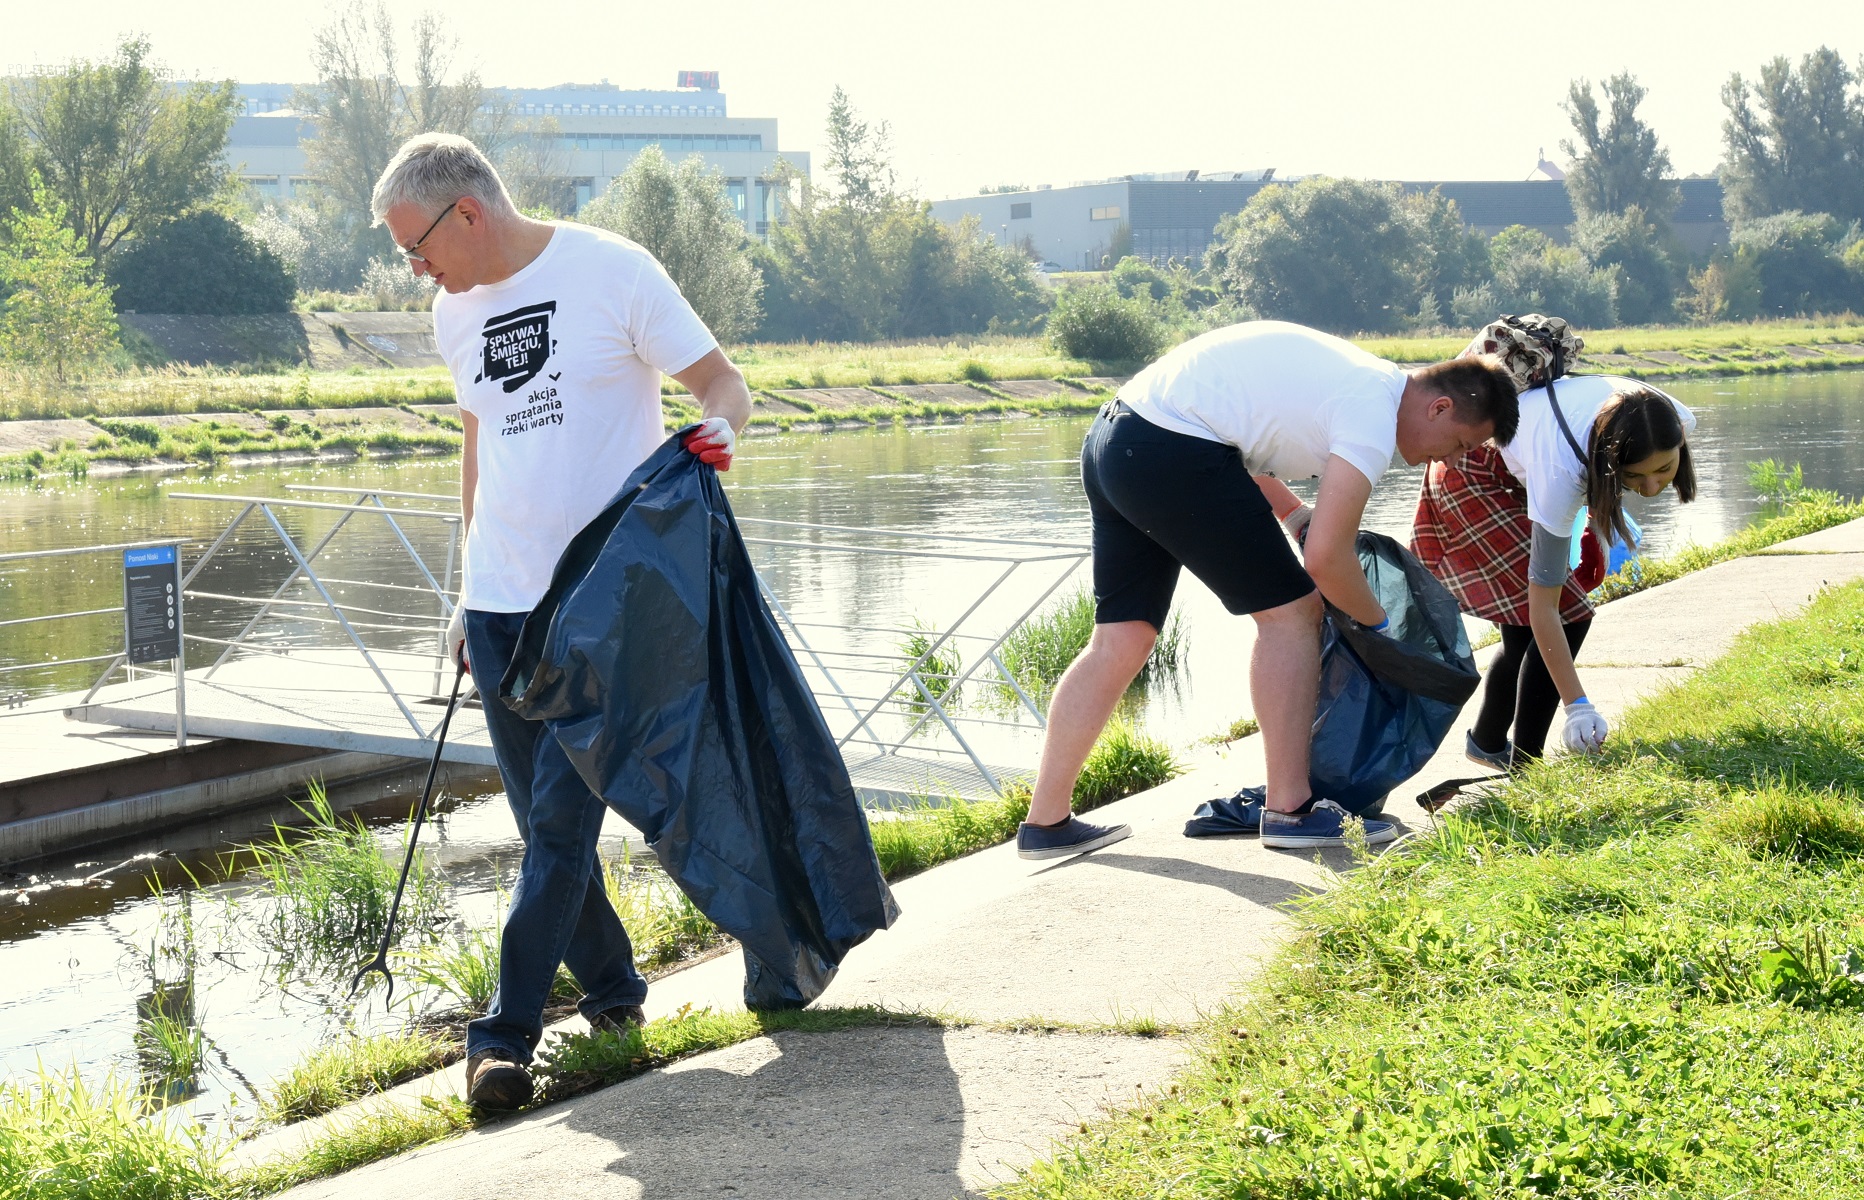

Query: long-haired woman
[[1413, 376, 1696, 766]]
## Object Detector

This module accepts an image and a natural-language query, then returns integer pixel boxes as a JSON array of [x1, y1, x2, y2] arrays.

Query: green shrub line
[[1000, 579, 1864, 1199]]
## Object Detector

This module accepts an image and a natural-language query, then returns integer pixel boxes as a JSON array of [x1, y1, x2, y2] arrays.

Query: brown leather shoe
[[589, 1004, 646, 1037], [465, 1050, 533, 1110]]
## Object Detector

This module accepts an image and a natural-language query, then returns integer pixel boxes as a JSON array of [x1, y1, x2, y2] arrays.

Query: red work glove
[[1574, 528, 1606, 592], [682, 417, 735, 471]]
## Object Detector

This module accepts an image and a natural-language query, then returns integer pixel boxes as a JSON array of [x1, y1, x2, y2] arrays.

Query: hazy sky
[[11, 0, 1864, 199]]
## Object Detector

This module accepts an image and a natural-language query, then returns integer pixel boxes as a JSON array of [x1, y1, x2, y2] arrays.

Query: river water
[[1, 369, 1860, 1130]]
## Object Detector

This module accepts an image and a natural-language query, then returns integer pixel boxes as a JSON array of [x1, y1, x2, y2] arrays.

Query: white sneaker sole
[[1261, 824, 1399, 850], [1017, 823, 1132, 861]]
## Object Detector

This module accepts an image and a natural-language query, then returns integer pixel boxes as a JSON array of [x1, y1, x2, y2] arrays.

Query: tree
[[579, 146, 764, 342], [106, 209, 295, 314], [0, 180, 119, 380], [823, 85, 895, 214], [1572, 208, 1676, 324], [0, 106, 32, 231], [4, 38, 238, 262], [1214, 178, 1478, 334], [1562, 74, 1678, 221], [754, 91, 1044, 341], [1487, 225, 1618, 328], [292, 4, 509, 282], [1721, 47, 1864, 223]]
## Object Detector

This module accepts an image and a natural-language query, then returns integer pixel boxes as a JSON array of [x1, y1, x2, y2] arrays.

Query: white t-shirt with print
[[435, 222, 718, 613], [1116, 321, 1407, 487], [1497, 374, 1697, 536]]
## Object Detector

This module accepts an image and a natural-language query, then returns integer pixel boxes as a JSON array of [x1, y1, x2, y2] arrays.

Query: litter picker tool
[[350, 658, 467, 1005]]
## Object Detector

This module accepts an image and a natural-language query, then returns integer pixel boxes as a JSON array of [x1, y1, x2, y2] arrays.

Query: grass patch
[[262, 1031, 458, 1125], [898, 619, 964, 708], [1357, 316, 1864, 371], [600, 849, 727, 971], [234, 1098, 475, 1195], [1000, 586, 1186, 697], [0, 1065, 228, 1200], [1073, 721, 1181, 810], [868, 791, 1031, 880], [1000, 580, 1864, 1199], [1199, 715, 1260, 745], [230, 781, 449, 971], [1594, 485, 1863, 603]]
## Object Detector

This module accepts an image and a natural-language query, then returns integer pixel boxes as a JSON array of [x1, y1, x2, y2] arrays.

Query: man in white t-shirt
[[1017, 321, 1519, 858], [372, 133, 750, 1111]]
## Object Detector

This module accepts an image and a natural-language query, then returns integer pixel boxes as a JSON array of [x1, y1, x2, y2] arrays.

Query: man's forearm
[[696, 370, 752, 431]]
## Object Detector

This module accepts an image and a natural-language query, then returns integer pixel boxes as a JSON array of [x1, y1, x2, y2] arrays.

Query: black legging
[[1470, 619, 1592, 762]]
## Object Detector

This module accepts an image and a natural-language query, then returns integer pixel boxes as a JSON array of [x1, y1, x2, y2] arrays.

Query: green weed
[[866, 791, 1030, 880], [0, 1065, 229, 1200], [232, 781, 449, 970], [897, 619, 964, 708], [262, 1031, 457, 1124], [999, 586, 1186, 696], [1072, 721, 1181, 811], [599, 849, 725, 971]]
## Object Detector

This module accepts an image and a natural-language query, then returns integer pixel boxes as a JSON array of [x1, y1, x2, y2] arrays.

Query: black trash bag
[[500, 432, 900, 1010], [1183, 785, 1265, 838], [1309, 530, 1480, 814]]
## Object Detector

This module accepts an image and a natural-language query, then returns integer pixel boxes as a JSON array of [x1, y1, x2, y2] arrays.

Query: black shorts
[[1080, 402, 1315, 630]]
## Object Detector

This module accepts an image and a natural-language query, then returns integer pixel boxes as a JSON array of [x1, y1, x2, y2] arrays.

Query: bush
[[1213, 179, 1481, 334], [359, 255, 435, 312], [1572, 207, 1677, 324], [1045, 282, 1167, 362], [1728, 211, 1862, 317], [1487, 224, 1619, 327], [107, 209, 295, 314]]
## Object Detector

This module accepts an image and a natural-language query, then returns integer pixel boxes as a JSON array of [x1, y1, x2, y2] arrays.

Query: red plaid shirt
[[1411, 444, 1593, 627]]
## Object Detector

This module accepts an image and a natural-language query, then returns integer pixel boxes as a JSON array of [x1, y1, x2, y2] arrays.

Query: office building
[[929, 172, 1727, 269], [227, 73, 809, 235]]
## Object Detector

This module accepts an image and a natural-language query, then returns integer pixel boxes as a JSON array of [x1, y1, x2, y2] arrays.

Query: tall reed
[[233, 780, 448, 968]]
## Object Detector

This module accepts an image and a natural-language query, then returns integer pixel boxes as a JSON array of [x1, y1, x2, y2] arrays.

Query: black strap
[[1545, 376, 1588, 467]]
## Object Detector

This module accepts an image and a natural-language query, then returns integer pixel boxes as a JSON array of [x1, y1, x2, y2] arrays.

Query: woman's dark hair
[[1586, 387, 1696, 545]]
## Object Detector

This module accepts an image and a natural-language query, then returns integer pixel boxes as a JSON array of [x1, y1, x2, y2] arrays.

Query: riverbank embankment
[[198, 517, 1864, 1197], [5, 318, 1864, 481]]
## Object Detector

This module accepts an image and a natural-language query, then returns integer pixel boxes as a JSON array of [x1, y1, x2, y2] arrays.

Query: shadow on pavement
[[1065, 850, 1320, 909]]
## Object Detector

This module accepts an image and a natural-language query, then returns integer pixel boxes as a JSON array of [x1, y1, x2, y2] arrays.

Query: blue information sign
[[124, 545, 181, 664]]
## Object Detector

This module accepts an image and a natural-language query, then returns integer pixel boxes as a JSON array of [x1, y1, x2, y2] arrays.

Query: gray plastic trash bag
[[1310, 530, 1480, 814], [500, 432, 899, 1010]]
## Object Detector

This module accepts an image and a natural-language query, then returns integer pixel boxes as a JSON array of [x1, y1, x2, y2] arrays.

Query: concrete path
[[254, 518, 1864, 1199]]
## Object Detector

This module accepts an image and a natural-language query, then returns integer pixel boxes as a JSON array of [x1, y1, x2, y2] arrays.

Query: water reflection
[[1, 370, 1862, 1121]]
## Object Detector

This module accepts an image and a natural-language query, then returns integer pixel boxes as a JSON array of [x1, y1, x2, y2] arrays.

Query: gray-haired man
[[372, 133, 750, 1109]]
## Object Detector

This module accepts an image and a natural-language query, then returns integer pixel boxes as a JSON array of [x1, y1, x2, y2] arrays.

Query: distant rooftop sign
[[678, 71, 720, 90]]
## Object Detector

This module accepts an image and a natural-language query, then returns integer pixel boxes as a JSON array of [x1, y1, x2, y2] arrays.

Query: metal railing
[[0, 539, 192, 744], [15, 485, 1086, 794]]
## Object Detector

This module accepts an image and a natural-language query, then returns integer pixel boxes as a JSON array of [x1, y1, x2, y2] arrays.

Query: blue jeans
[[463, 610, 647, 1062]]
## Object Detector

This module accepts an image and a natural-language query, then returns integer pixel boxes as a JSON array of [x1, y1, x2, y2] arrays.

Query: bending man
[[1018, 320, 1518, 858], [373, 134, 749, 1109]]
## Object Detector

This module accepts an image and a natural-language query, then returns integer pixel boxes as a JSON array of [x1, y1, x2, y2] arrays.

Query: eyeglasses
[[398, 201, 460, 263]]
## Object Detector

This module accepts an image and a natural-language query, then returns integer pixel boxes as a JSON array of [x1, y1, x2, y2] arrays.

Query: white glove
[[1279, 502, 1313, 545], [1561, 698, 1608, 754], [442, 605, 467, 670], [682, 416, 736, 470]]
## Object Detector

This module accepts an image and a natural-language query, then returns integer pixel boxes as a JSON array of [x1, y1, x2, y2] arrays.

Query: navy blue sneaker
[[1260, 799, 1398, 850], [1016, 815, 1132, 861], [1465, 731, 1513, 773]]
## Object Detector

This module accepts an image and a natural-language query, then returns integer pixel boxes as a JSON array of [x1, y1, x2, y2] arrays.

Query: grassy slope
[[6, 317, 1864, 425], [1002, 581, 1864, 1199]]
